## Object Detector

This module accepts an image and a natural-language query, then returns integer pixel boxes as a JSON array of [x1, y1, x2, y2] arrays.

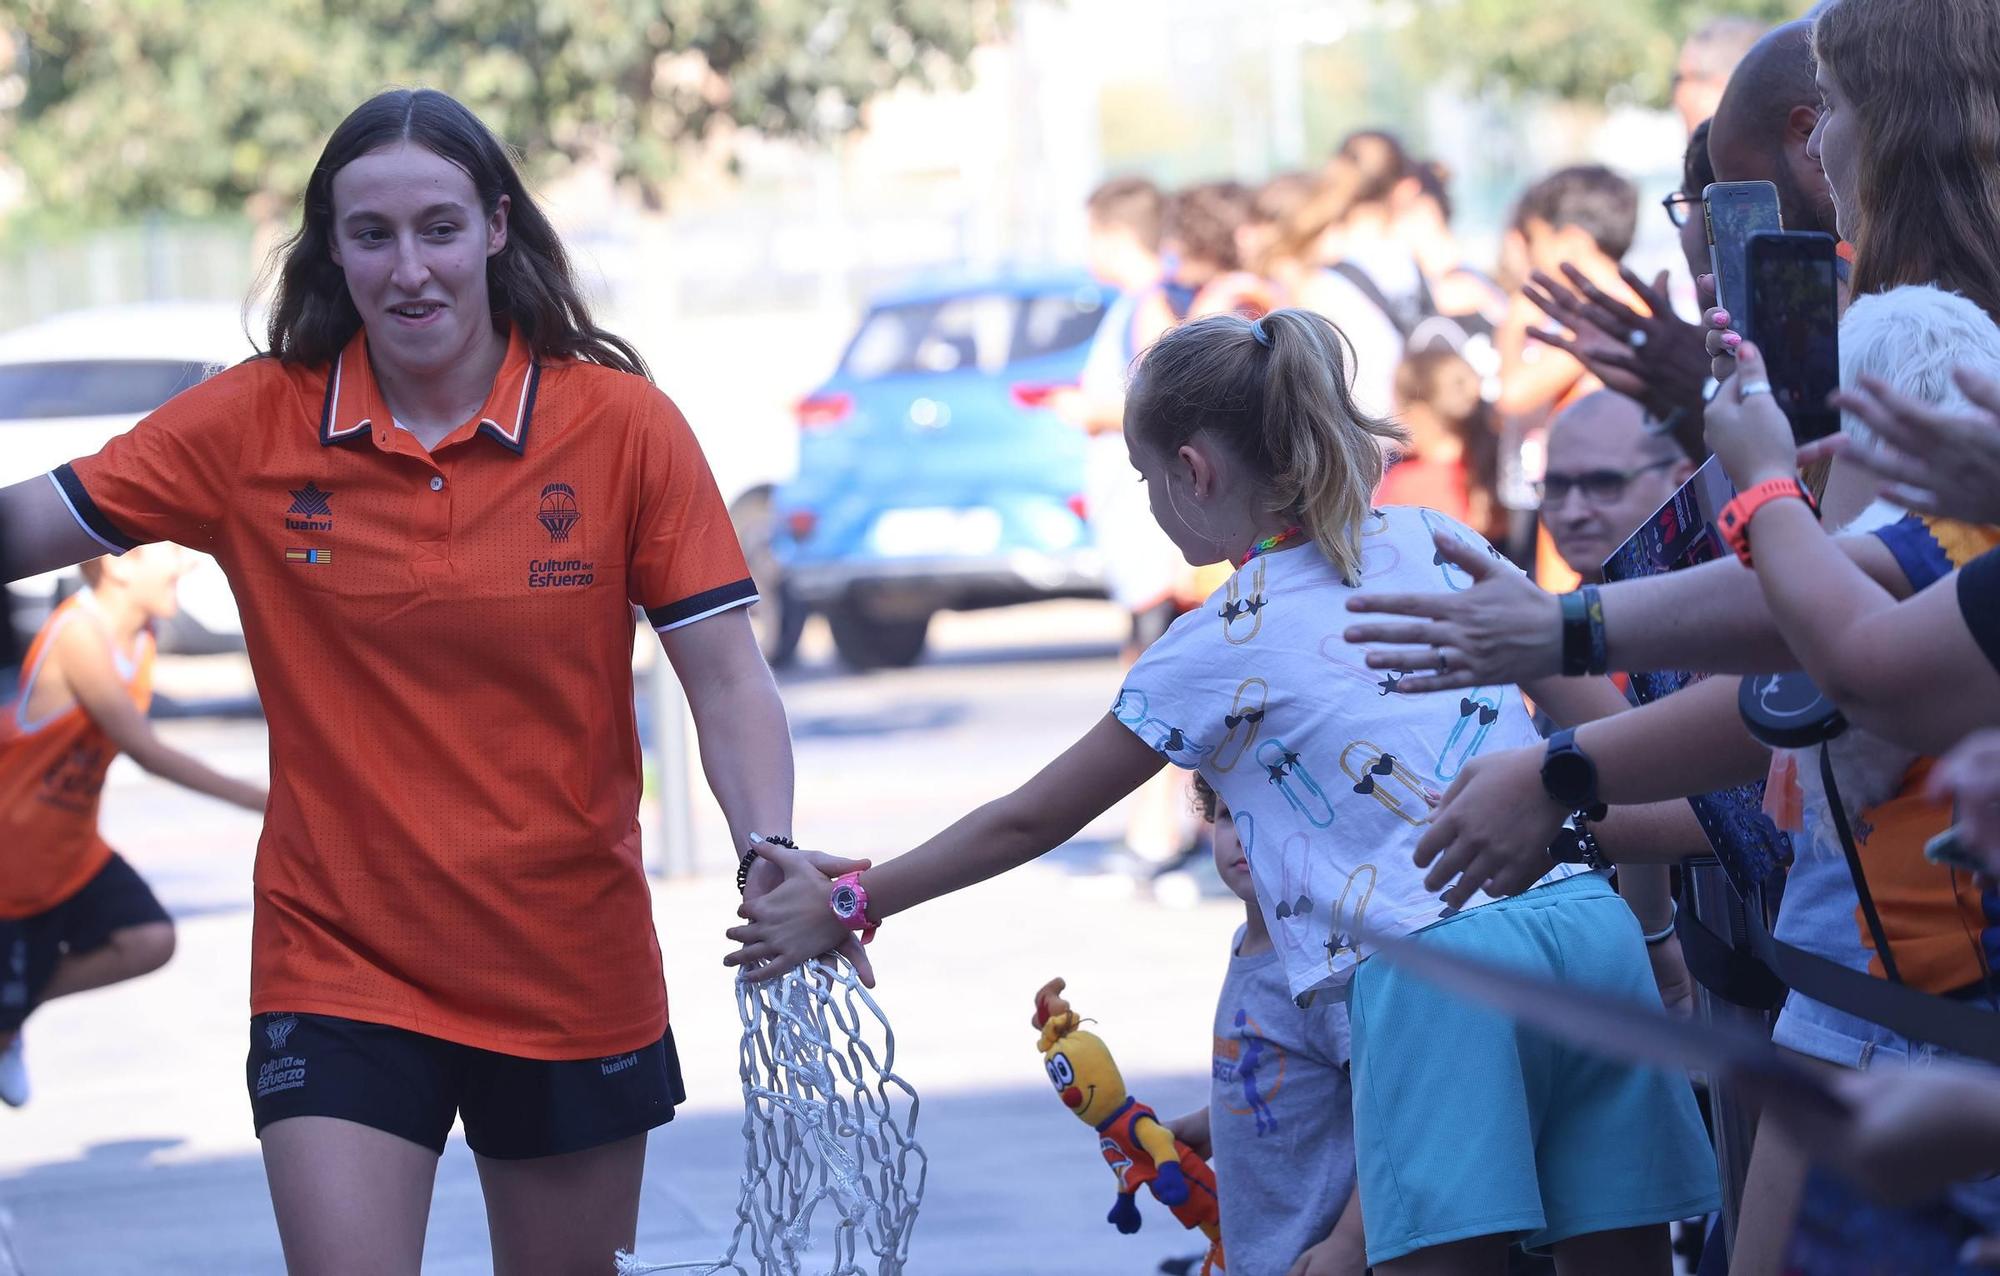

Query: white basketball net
[[616, 957, 928, 1276]]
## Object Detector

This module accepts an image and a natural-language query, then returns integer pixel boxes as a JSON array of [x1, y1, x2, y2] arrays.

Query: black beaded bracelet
[[737, 833, 798, 893]]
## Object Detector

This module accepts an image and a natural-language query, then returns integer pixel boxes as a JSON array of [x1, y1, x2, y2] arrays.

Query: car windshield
[[0, 359, 216, 421], [840, 286, 1106, 380]]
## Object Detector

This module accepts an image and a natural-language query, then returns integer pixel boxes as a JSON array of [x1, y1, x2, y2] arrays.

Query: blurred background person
[[1379, 348, 1503, 543], [1167, 180, 1278, 320], [1671, 15, 1768, 135], [1397, 159, 1509, 381]]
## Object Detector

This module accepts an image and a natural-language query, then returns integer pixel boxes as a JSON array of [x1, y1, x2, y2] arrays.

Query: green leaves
[[0, 0, 993, 222], [1401, 0, 1796, 106]]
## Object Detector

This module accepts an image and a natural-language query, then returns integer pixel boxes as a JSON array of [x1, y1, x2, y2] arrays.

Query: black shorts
[[246, 1011, 686, 1160], [1, 852, 171, 1034]]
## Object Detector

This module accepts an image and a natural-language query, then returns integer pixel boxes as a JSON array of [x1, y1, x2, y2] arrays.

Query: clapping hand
[[1525, 264, 1709, 427]]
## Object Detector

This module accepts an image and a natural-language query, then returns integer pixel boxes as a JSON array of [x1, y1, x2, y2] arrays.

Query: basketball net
[[616, 957, 928, 1275]]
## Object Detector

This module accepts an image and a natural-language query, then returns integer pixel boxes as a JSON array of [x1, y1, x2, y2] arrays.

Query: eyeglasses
[[1534, 459, 1678, 506], [1662, 191, 1700, 228]]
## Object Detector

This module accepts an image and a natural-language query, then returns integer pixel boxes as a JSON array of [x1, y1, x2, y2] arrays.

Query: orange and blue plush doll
[[1033, 978, 1223, 1268]]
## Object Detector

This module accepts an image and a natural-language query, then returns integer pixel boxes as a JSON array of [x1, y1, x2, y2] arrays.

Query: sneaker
[[0, 1033, 26, 1108]]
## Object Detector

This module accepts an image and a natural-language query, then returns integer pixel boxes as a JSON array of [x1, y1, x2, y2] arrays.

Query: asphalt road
[[0, 602, 1245, 1275]]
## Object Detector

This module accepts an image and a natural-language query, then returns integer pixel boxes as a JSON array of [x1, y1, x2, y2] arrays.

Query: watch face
[[1544, 750, 1595, 807], [831, 884, 860, 920]]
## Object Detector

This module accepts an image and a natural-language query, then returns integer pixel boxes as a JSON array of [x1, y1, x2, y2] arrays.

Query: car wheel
[[730, 486, 805, 668], [827, 604, 931, 670]]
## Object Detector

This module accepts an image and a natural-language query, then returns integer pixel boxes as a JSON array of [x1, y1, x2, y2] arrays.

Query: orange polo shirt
[[50, 326, 755, 1058]]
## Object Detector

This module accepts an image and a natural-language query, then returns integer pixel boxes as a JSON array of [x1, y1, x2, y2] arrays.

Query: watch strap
[[1718, 477, 1819, 567], [1559, 590, 1590, 677]]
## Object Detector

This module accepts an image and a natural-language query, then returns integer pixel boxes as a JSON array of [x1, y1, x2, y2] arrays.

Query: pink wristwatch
[[829, 872, 878, 944]]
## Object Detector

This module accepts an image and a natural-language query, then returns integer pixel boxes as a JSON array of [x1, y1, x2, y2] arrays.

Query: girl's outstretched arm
[[724, 712, 1168, 981]]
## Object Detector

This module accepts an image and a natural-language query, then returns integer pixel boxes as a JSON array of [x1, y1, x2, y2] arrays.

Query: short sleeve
[[625, 388, 756, 632], [1958, 546, 2000, 676], [55, 360, 259, 554]]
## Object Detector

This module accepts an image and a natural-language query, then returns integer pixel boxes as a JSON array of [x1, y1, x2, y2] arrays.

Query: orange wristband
[[1718, 477, 1819, 567]]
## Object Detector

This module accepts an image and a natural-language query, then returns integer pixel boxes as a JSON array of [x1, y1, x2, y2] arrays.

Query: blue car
[[766, 269, 1114, 669]]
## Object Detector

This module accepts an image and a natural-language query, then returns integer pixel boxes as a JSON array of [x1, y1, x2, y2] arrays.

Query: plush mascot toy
[[1033, 978, 1224, 1271]]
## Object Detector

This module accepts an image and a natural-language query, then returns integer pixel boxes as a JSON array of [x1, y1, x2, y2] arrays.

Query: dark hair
[[1684, 119, 1717, 195], [1513, 164, 1640, 262], [1192, 773, 1219, 822], [1271, 129, 1417, 266], [1410, 159, 1455, 224], [1814, 0, 2000, 323], [1086, 175, 1166, 253], [263, 89, 649, 379], [1126, 309, 1408, 584], [1167, 181, 1252, 271], [1393, 347, 1500, 518]]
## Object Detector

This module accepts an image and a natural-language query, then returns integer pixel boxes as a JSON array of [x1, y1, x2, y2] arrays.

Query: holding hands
[[732, 841, 877, 986]]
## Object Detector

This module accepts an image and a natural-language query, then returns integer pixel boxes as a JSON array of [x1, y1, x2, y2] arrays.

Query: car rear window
[[841, 287, 1107, 380], [0, 359, 216, 421]]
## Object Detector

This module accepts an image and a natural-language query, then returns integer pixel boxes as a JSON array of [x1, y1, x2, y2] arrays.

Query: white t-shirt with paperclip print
[[1114, 505, 1586, 1005]]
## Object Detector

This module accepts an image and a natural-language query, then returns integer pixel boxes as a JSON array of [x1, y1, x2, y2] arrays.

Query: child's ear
[[1178, 441, 1220, 499]]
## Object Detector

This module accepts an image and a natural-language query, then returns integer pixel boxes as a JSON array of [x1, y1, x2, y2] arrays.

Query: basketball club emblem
[[265, 1015, 298, 1051], [537, 482, 581, 542]]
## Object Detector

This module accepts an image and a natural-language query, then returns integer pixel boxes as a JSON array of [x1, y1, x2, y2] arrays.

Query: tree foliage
[[1401, 0, 1800, 106], [0, 0, 993, 222]]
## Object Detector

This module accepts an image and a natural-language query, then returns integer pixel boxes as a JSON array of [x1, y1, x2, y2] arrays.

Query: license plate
[[870, 508, 1002, 557]]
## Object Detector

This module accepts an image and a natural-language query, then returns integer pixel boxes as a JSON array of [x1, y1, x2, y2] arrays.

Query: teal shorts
[[1347, 872, 1719, 1265]]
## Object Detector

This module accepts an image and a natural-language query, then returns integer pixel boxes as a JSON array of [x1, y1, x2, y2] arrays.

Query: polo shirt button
[[429, 476, 445, 492]]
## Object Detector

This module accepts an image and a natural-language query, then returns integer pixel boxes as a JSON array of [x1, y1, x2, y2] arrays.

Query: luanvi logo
[[286, 482, 334, 532]]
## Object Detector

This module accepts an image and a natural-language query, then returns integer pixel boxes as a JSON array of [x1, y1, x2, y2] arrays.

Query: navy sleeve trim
[[646, 578, 759, 632], [1958, 546, 2000, 678], [50, 464, 141, 554], [1870, 513, 1953, 593]]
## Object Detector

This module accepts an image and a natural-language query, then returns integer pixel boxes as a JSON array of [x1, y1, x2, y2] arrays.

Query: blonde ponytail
[[1126, 308, 1409, 584]]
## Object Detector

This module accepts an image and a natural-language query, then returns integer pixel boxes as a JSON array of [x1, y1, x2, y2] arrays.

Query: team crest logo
[[285, 482, 334, 532], [264, 1015, 298, 1052], [537, 483, 580, 542]]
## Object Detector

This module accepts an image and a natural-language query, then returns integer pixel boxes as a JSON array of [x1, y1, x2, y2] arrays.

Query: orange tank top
[[0, 595, 155, 918]]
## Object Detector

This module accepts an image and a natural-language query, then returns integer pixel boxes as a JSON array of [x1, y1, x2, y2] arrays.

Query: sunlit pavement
[[0, 602, 1241, 1275]]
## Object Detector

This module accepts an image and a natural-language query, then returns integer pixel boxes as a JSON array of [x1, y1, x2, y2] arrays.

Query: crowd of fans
[[1047, 1, 2000, 1272]]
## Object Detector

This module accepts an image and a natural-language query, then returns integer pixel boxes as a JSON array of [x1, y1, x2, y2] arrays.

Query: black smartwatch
[[1540, 729, 1605, 820]]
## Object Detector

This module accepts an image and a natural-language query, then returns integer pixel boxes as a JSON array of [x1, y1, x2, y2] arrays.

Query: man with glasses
[[1540, 390, 1694, 585]]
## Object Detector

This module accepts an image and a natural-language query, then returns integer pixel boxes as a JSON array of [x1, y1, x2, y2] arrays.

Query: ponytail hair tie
[[1250, 318, 1274, 349]]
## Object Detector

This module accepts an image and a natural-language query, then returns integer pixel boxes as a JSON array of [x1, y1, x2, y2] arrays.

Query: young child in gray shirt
[[1169, 776, 1364, 1276]]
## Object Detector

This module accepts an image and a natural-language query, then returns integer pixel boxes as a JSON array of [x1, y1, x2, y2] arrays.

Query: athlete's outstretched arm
[[55, 619, 266, 811], [724, 713, 1168, 981], [0, 476, 108, 582]]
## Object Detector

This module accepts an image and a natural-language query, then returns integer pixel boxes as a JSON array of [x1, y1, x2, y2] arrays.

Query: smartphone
[[1704, 180, 1784, 335], [1746, 230, 1842, 443], [1924, 825, 1986, 875]]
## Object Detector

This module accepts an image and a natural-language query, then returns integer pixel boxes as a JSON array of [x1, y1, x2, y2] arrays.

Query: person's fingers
[[1730, 340, 1768, 387], [1559, 262, 1645, 330], [804, 850, 872, 877], [1412, 817, 1454, 871], [1344, 591, 1456, 620], [1525, 326, 1584, 357], [1433, 530, 1501, 580], [1954, 365, 2000, 416], [741, 957, 794, 984], [1369, 669, 1481, 694], [724, 941, 776, 968], [1436, 849, 1493, 907], [1354, 643, 1452, 671], [1795, 435, 1848, 468], [1881, 483, 1946, 516], [837, 936, 876, 988], [1526, 269, 1585, 311], [1523, 279, 1580, 325], [724, 924, 757, 944], [1337, 619, 1442, 646], [1696, 273, 1717, 309]]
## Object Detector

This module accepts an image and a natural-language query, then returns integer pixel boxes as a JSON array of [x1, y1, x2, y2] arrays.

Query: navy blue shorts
[[1, 852, 170, 1034], [247, 1011, 685, 1160]]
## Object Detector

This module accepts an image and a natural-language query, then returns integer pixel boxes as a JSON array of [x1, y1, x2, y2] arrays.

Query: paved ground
[[0, 603, 1244, 1275]]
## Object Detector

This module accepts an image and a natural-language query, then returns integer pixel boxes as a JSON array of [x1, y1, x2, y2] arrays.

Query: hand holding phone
[[1705, 180, 1784, 338]]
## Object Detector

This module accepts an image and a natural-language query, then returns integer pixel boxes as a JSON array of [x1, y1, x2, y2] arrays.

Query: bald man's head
[[1542, 392, 1691, 580], [1708, 21, 1838, 236]]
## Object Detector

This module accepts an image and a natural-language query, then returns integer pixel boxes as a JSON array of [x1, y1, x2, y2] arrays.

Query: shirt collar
[[319, 324, 542, 456]]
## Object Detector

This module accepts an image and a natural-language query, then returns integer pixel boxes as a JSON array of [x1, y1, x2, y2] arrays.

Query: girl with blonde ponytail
[[730, 309, 1717, 1276]]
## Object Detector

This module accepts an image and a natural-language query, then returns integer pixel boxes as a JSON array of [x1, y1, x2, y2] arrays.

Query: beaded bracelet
[[738, 833, 798, 893]]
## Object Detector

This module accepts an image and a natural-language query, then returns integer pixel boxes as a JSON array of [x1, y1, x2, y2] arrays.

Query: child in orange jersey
[[0, 546, 265, 1106]]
